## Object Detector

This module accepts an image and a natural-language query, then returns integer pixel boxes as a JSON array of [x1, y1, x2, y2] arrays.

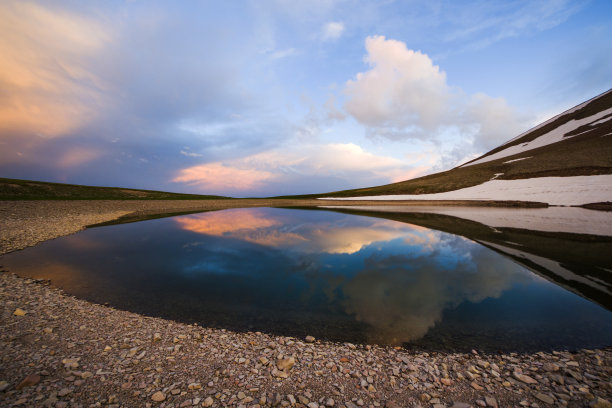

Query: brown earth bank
[[1, 200, 611, 408]]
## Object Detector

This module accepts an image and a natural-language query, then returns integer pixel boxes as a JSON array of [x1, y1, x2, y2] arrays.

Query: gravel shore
[[1, 200, 611, 407]]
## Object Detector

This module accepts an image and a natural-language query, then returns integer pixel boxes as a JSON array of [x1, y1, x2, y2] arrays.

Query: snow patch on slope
[[463, 106, 612, 167], [503, 156, 531, 164], [319, 175, 612, 206]]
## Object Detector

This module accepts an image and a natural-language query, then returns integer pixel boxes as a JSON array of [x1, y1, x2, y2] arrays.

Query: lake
[[1, 206, 611, 352]]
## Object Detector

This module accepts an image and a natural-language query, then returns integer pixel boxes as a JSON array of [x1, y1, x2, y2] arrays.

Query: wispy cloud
[[267, 47, 298, 60], [180, 149, 203, 158], [321, 21, 345, 41], [439, 0, 584, 53], [0, 1, 112, 138]]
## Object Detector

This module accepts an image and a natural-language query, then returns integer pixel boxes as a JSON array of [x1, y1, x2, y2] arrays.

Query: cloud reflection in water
[[175, 208, 533, 344]]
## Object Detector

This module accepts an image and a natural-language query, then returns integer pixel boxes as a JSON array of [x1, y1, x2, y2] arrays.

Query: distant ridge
[[0, 178, 229, 200]]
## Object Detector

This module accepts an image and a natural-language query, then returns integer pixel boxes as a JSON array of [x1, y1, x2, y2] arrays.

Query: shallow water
[[2, 207, 611, 351]]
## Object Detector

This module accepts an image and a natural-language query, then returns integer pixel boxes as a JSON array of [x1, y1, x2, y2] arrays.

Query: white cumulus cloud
[[343, 35, 533, 163]]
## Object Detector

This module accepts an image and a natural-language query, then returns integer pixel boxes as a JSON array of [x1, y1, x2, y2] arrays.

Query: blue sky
[[1, 0, 611, 196]]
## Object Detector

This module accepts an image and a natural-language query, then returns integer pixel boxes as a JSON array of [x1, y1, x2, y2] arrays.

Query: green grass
[[0, 178, 229, 200]]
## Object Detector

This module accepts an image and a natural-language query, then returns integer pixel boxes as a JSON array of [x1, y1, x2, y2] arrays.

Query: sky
[[1, 0, 611, 197]]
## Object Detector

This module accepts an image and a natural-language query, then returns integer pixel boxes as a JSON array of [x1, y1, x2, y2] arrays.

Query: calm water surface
[[2, 207, 611, 351]]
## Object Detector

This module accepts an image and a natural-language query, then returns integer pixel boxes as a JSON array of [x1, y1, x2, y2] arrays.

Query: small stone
[[238, 391, 246, 399], [592, 397, 612, 408], [471, 381, 484, 391], [272, 368, 289, 378], [57, 388, 72, 397], [259, 356, 269, 365], [202, 396, 214, 407], [153, 333, 162, 342], [542, 363, 559, 372], [305, 335, 315, 343], [420, 393, 431, 402], [152, 391, 166, 402], [513, 372, 538, 385], [80, 371, 93, 379], [287, 395, 296, 404], [451, 403, 471, 408], [441, 378, 452, 386], [62, 358, 80, 369], [13, 308, 26, 316], [277, 356, 295, 371], [188, 383, 202, 390], [103, 345, 112, 352], [43, 327, 53, 334], [307, 403, 319, 408], [0, 381, 8, 392], [325, 398, 335, 407], [298, 395, 310, 404], [16, 374, 40, 390], [485, 396, 498, 408], [534, 393, 554, 405]]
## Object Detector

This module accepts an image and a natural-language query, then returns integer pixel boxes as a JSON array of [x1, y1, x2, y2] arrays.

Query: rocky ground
[[0, 200, 611, 407]]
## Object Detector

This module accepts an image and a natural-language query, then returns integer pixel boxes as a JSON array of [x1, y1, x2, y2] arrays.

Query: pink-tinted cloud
[[173, 162, 275, 192], [172, 143, 422, 195]]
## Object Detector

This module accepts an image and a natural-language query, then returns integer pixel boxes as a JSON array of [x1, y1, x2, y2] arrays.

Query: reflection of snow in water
[[321, 205, 612, 236], [481, 240, 611, 294]]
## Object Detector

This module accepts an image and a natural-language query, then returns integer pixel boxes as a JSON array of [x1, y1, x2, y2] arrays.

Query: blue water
[[1, 207, 611, 351]]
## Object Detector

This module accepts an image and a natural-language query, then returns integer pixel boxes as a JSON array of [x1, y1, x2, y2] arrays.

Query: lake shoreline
[[1, 200, 611, 407]]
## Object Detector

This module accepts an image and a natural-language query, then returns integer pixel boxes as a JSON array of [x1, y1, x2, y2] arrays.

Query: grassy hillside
[[0, 178, 229, 200], [291, 89, 612, 199]]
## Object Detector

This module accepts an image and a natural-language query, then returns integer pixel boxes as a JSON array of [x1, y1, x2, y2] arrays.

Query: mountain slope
[[315, 88, 612, 203], [0, 178, 229, 200]]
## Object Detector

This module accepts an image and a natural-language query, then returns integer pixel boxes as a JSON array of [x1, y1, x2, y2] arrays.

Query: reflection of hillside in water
[[324, 206, 612, 311]]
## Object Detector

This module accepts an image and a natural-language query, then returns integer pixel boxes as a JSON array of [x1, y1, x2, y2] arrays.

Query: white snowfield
[[319, 174, 612, 206], [462, 100, 612, 167]]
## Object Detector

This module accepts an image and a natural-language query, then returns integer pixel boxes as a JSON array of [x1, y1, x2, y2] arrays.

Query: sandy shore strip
[[1, 200, 611, 407]]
